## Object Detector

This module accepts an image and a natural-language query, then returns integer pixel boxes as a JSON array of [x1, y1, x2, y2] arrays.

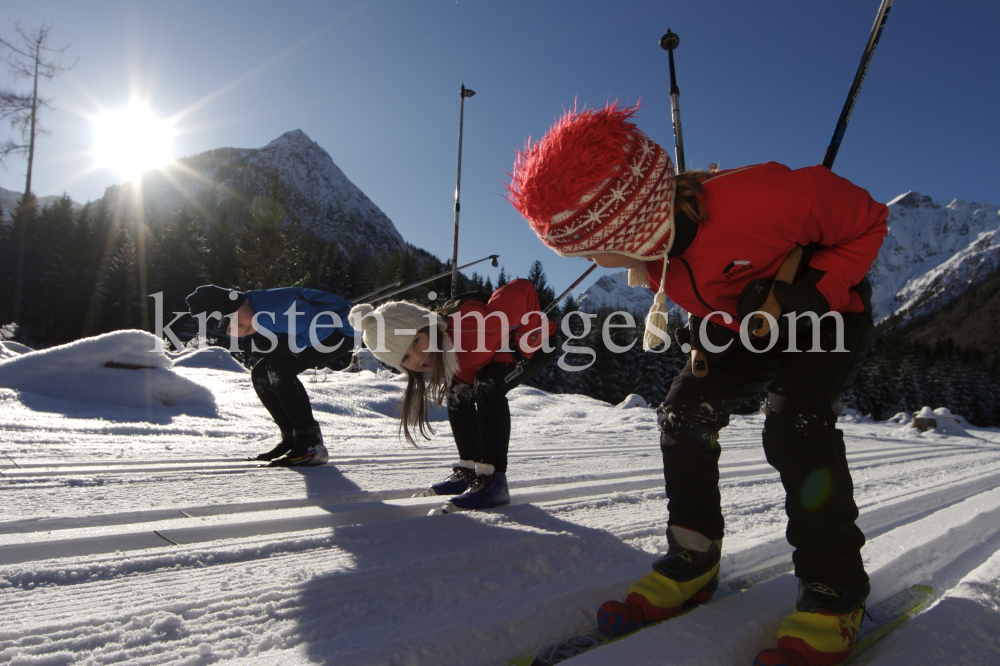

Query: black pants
[[250, 331, 353, 435], [447, 346, 557, 474], [658, 313, 874, 584]]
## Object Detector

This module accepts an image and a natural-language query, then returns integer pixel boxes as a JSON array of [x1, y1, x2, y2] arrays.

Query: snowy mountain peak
[[577, 271, 685, 322], [869, 191, 1000, 324], [111, 130, 405, 254], [887, 191, 934, 209]]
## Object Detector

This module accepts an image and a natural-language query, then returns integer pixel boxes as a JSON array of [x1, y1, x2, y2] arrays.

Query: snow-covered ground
[[2, 333, 1000, 665]]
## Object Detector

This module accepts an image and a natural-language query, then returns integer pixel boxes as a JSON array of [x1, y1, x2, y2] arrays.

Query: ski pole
[[659, 28, 685, 172], [753, 0, 895, 334], [822, 0, 894, 169], [542, 264, 597, 316], [366, 254, 499, 304], [451, 83, 476, 298], [503, 263, 597, 386]]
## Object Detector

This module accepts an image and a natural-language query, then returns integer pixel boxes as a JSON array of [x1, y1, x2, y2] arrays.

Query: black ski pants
[[447, 346, 557, 474], [657, 312, 874, 584], [250, 331, 353, 435]]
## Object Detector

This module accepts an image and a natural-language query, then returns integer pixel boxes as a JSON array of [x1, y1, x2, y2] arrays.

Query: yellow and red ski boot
[[598, 526, 721, 636], [754, 580, 870, 666]]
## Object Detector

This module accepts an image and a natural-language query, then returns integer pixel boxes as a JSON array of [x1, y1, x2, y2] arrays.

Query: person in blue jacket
[[185, 284, 355, 467]]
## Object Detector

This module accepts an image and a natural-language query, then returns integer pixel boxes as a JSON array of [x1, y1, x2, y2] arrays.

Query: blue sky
[[2, 0, 998, 294]]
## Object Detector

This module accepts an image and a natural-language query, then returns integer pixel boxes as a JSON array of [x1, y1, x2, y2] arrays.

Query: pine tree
[[527, 260, 556, 311], [236, 189, 312, 290]]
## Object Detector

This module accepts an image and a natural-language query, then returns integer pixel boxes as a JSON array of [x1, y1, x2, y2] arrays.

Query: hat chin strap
[[628, 265, 651, 288]]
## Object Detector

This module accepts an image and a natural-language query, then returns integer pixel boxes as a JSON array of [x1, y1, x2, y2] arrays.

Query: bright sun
[[93, 103, 175, 182]]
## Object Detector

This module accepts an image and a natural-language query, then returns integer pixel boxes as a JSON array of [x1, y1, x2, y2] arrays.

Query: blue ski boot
[[413, 460, 478, 497], [448, 464, 510, 510]]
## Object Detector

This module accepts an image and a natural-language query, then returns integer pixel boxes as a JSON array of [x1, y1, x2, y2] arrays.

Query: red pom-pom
[[507, 102, 643, 236]]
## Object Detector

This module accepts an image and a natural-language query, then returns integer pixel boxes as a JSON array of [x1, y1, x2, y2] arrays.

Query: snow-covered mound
[[112, 130, 405, 254], [170, 346, 247, 373], [616, 393, 648, 409], [911, 405, 971, 437], [870, 191, 1000, 323], [0, 340, 32, 360], [0, 330, 216, 414], [342, 348, 384, 373]]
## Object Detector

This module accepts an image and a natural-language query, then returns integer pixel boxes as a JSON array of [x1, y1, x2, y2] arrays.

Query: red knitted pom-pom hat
[[507, 103, 676, 265]]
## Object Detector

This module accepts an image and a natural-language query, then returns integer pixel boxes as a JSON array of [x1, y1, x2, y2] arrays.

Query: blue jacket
[[244, 288, 355, 351]]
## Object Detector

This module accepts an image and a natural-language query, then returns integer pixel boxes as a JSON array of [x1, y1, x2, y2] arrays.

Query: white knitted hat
[[348, 301, 460, 378]]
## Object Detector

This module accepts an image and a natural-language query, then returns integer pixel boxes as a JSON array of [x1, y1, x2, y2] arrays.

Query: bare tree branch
[[0, 18, 75, 325]]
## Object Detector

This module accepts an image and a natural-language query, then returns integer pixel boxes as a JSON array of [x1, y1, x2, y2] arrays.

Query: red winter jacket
[[646, 163, 888, 333], [446, 278, 556, 384]]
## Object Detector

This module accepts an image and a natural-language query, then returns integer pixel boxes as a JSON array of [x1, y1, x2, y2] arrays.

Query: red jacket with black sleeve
[[446, 278, 556, 384], [645, 163, 888, 333]]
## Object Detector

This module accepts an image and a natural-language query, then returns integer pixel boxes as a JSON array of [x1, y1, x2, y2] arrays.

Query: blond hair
[[400, 326, 452, 446], [674, 165, 719, 223]]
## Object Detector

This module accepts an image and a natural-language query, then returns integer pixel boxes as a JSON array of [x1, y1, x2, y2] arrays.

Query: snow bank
[[0, 330, 217, 415], [911, 405, 970, 437], [616, 394, 648, 409], [838, 408, 873, 423], [343, 348, 384, 374], [0, 340, 32, 359], [931, 407, 971, 436], [170, 346, 247, 373]]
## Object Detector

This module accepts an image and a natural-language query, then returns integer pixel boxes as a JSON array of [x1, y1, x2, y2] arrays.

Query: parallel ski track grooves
[[2, 445, 998, 566], [0, 440, 968, 479], [0, 441, 969, 536]]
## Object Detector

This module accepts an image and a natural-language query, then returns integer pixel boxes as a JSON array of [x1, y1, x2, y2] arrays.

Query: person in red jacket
[[348, 279, 556, 511], [507, 104, 887, 666]]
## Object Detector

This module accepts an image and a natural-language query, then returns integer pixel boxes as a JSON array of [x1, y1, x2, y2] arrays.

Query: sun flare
[[92, 103, 175, 182]]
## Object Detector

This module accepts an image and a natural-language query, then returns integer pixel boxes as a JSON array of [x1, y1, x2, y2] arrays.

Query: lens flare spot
[[801, 468, 833, 511]]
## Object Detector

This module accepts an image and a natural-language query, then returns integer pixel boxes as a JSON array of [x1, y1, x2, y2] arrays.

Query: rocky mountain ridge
[[108, 129, 405, 256]]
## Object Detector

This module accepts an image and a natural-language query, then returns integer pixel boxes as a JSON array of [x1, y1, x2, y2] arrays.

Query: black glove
[[736, 279, 771, 324], [772, 268, 830, 332]]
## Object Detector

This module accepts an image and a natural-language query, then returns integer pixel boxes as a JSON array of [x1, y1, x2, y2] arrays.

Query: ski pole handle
[[749, 245, 804, 337]]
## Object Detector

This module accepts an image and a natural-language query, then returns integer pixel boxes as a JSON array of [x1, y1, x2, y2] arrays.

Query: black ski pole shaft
[[367, 254, 499, 304], [660, 29, 686, 172], [543, 264, 597, 316], [822, 0, 894, 170], [451, 83, 476, 297]]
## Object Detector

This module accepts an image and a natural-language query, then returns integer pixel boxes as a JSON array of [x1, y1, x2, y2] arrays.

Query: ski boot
[[598, 526, 721, 636], [413, 460, 478, 497], [753, 580, 870, 666], [270, 426, 329, 467], [447, 464, 510, 510], [249, 431, 293, 461]]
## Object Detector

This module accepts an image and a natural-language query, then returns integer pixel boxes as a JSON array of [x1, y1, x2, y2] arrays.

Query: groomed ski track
[[2, 368, 999, 665]]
